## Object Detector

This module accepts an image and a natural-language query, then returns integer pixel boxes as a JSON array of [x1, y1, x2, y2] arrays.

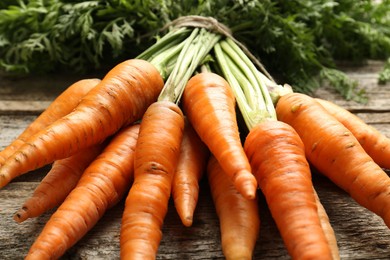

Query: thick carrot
[[0, 78, 100, 166], [214, 38, 336, 259], [25, 123, 140, 259], [207, 155, 260, 260], [120, 101, 185, 259], [276, 92, 390, 228], [316, 98, 390, 169], [172, 118, 209, 227], [13, 142, 106, 223], [182, 72, 257, 200], [0, 59, 163, 189], [244, 120, 334, 259], [313, 188, 340, 260]]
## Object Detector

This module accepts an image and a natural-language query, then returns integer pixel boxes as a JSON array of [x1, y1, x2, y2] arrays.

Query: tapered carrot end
[[234, 170, 258, 200], [181, 215, 193, 227], [13, 207, 29, 223], [0, 172, 12, 189], [224, 248, 253, 260], [174, 202, 195, 227]]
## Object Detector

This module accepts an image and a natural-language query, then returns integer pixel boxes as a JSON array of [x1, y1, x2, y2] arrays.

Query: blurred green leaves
[[0, 0, 389, 101]]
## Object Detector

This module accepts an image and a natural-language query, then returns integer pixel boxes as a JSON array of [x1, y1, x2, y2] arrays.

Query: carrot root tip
[[13, 208, 29, 223], [0, 174, 10, 189], [182, 215, 193, 227], [234, 170, 258, 200]]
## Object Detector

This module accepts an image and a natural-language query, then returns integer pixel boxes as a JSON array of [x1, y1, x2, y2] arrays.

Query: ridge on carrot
[[276, 92, 390, 228], [214, 38, 337, 259], [0, 27, 195, 189], [121, 26, 221, 259], [25, 123, 140, 259], [0, 78, 100, 167]]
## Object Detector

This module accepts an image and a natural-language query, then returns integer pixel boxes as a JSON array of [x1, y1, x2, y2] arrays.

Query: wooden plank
[[0, 101, 52, 115], [0, 72, 101, 100], [314, 60, 390, 112]]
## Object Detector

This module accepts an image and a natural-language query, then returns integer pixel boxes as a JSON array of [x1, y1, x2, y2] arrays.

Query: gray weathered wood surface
[[0, 61, 390, 259]]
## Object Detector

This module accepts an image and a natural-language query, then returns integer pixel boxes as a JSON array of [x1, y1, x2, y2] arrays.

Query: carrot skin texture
[[172, 118, 209, 227], [0, 78, 100, 166], [316, 98, 390, 169], [13, 143, 105, 223], [120, 101, 184, 260], [276, 93, 390, 228], [244, 120, 333, 259], [182, 72, 257, 200], [207, 155, 260, 260], [25, 124, 140, 260], [0, 59, 163, 188]]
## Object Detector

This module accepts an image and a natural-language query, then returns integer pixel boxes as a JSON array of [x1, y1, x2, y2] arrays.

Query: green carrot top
[[214, 37, 292, 130]]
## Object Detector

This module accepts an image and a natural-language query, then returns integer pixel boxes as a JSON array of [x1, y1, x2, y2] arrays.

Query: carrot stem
[[136, 27, 190, 62], [136, 27, 191, 80], [158, 28, 220, 103], [214, 40, 277, 129]]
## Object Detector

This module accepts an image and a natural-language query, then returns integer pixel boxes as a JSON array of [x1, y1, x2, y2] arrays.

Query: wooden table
[[1, 61, 389, 259]]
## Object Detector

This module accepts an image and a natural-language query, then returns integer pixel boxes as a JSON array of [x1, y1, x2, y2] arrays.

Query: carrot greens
[[158, 27, 220, 103], [214, 38, 282, 129]]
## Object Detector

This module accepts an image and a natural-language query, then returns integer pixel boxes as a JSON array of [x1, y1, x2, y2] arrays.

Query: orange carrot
[[13, 142, 106, 223], [244, 120, 334, 259], [316, 98, 390, 169], [313, 188, 340, 260], [120, 28, 220, 259], [171, 118, 209, 227], [0, 59, 163, 189], [276, 92, 390, 228], [25, 123, 140, 259], [0, 78, 100, 166], [182, 72, 257, 200], [207, 155, 260, 260], [214, 38, 336, 259], [120, 101, 184, 259]]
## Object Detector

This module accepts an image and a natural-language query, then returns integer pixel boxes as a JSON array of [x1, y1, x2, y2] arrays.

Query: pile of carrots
[[1, 16, 390, 259]]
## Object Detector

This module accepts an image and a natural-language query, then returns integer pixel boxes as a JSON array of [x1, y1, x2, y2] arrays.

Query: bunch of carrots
[[0, 16, 389, 259]]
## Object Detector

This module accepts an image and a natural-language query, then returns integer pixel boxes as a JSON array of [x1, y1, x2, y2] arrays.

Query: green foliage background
[[1, 0, 389, 100]]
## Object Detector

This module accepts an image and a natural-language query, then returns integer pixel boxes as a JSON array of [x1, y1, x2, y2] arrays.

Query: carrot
[[25, 123, 140, 259], [0, 78, 100, 166], [316, 98, 390, 169], [13, 142, 106, 223], [313, 188, 340, 260], [182, 72, 257, 200], [120, 101, 185, 259], [244, 120, 334, 259], [276, 92, 390, 228], [171, 118, 209, 227], [215, 39, 335, 259], [207, 155, 260, 260], [120, 27, 220, 259], [0, 59, 164, 189]]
